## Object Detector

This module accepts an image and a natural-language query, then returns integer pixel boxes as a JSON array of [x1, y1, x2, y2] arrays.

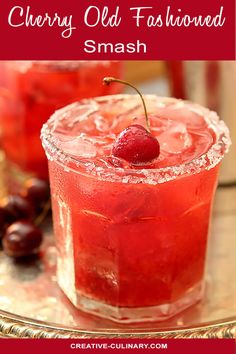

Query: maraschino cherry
[[103, 77, 160, 164]]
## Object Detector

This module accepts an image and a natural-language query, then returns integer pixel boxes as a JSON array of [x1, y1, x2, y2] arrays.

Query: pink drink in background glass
[[41, 95, 230, 322], [0, 61, 123, 187]]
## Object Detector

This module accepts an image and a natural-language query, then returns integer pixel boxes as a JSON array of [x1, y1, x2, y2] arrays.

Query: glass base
[[60, 282, 204, 323]]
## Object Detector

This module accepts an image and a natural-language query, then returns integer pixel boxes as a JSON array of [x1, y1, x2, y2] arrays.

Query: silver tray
[[0, 186, 235, 338]]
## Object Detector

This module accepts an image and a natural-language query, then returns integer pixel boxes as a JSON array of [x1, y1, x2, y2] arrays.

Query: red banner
[[0, 0, 235, 60], [0, 339, 235, 354]]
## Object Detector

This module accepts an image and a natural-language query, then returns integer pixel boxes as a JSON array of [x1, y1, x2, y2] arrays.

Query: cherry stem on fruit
[[103, 77, 150, 132], [34, 199, 51, 227]]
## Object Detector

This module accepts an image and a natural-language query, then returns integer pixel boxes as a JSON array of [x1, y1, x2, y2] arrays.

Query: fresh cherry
[[112, 124, 160, 164], [2, 220, 43, 258], [103, 77, 160, 165], [22, 178, 50, 206], [2, 195, 34, 223]]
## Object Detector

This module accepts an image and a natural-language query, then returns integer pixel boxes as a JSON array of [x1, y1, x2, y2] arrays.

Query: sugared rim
[[41, 94, 231, 185]]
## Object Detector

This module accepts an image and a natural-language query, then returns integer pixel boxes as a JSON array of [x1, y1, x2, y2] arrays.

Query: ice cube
[[149, 114, 170, 134], [155, 104, 206, 130], [158, 122, 192, 154], [51, 102, 99, 136], [94, 114, 113, 133], [57, 136, 97, 158]]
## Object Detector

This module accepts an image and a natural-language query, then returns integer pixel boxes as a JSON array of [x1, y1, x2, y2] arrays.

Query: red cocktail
[[41, 95, 230, 322], [0, 61, 123, 186]]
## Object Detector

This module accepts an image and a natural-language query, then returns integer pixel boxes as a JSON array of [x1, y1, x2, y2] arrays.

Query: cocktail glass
[[41, 95, 230, 323], [0, 61, 123, 190]]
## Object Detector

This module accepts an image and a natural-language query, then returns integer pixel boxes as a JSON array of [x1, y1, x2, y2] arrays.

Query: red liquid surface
[[0, 61, 123, 180], [45, 96, 221, 315]]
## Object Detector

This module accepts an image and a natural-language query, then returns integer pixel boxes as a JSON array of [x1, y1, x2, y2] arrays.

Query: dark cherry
[[0, 206, 9, 240], [22, 178, 50, 205], [2, 195, 34, 223], [112, 124, 160, 164], [0, 206, 8, 228], [2, 220, 43, 258]]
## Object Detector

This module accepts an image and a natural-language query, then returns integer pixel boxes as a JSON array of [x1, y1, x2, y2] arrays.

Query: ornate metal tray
[[0, 186, 235, 338]]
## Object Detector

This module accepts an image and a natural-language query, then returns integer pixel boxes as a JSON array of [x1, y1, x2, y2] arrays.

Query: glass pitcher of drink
[[0, 61, 123, 191]]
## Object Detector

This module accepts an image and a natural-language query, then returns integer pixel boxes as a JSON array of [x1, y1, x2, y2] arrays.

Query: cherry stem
[[103, 77, 150, 132], [34, 199, 51, 227]]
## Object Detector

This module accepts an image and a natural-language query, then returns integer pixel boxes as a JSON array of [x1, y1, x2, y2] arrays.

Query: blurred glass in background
[[167, 61, 236, 184], [0, 61, 123, 193]]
